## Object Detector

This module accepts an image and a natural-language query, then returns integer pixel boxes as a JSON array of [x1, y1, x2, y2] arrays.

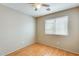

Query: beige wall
[[0, 5, 36, 55], [36, 7, 79, 54]]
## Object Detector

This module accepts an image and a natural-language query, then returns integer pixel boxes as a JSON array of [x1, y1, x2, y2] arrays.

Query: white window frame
[[45, 16, 68, 36]]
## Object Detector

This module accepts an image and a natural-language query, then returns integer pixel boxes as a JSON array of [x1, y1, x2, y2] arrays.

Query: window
[[45, 16, 68, 35]]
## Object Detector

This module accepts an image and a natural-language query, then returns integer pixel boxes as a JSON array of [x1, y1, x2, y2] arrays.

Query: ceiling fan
[[29, 3, 51, 11]]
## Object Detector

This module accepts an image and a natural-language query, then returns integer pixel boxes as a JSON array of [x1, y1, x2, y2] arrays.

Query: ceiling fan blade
[[42, 4, 50, 7], [46, 8, 51, 11]]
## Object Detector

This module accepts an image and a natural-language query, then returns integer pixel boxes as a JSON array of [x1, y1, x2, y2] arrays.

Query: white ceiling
[[1, 3, 79, 17]]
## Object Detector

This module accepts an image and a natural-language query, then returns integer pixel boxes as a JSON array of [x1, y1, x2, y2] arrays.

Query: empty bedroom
[[0, 3, 79, 56]]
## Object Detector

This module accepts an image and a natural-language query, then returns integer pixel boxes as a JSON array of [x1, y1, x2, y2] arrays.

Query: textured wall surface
[[36, 7, 79, 54], [0, 5, 36, 55]]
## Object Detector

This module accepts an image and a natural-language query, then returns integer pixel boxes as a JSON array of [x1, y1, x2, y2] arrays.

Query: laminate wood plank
[[7, 43, 79, 56]]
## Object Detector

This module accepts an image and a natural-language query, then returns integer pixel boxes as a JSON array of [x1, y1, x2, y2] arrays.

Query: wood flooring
[[7, 43, 79, 56]]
